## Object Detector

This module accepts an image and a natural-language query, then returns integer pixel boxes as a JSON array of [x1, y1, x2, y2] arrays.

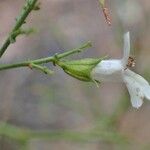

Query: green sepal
[[56, 58, 103, 82]]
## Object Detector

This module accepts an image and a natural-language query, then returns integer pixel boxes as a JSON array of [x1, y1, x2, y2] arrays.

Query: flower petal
[[123, 74, 144, 108], [124, 69, 149, 85], [124, 69, 150, 100], [122, 32, 130, 67], [91, 60, 123, 81], [142, 85, 150, 100]]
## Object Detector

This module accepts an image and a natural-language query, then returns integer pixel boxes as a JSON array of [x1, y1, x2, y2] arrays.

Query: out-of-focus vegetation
[[0, 0, 150, 150]]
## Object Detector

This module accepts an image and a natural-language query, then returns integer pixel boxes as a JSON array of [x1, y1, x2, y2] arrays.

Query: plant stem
[[0, 42, 92, 71], [0, 0, 38, 57]]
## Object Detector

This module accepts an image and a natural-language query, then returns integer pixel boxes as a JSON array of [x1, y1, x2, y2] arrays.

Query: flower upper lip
[[91, 31, 150, 108], [121, 32, 130, 68]]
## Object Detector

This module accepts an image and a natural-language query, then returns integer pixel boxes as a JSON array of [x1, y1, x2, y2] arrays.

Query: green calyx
[[56, 58, 103, 82]]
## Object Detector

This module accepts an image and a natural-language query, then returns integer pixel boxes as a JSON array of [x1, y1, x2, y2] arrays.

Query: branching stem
[[0, 0, 38, 57], [0, 42, 92, 71]]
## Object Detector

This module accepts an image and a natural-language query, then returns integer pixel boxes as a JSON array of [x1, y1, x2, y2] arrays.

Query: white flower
[[91, 32, 150, 108]]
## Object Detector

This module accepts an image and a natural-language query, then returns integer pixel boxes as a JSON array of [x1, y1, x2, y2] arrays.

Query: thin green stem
[[0, 42, 92, 71], [0, 0, 38, 57], [29, 63, 53, 75]]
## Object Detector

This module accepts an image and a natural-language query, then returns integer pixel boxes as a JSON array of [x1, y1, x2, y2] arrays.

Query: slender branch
[[0, 41, 92, 71], [29, 63, 53, 75], [0, 0, 38, 57]]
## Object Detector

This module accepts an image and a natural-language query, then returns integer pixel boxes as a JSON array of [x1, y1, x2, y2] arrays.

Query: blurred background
[[0, 0, 150, 149]]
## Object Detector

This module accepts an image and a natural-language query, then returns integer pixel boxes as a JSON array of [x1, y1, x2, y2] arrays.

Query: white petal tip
[[124, 31, 130, 36], [131, 98, 143, 109], [124, 32, 130, 42]]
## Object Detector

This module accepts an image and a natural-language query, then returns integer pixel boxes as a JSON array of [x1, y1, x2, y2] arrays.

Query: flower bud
[[56, 58, 103, 82]]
